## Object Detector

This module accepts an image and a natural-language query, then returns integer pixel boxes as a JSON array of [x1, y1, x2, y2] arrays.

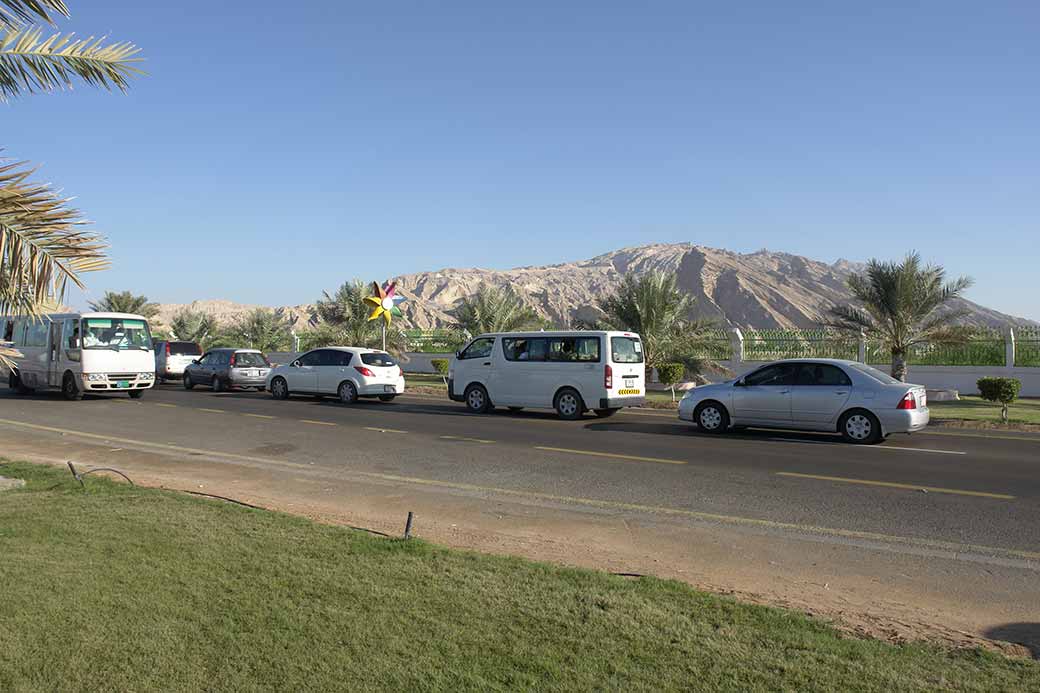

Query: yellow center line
[[440, 435, 495, 444], [365, 426, 407, 434], [535, 446, 686, 465], [154, 403, 177, 408], [243, 413, 276, 420], [300, 419, 337, 427], [776, 472, 1015, 500], [198, 408, 225, 414]]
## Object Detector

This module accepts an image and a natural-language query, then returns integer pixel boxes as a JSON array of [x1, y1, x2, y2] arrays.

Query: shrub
[[656, 362, 686, 401], [430, 358, 450, 384], [977, 377, 1021, 424]]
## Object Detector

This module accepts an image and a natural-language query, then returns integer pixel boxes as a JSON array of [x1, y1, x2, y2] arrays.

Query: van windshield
[[81, 318, 152, 351], [610, 336, 643, 364]]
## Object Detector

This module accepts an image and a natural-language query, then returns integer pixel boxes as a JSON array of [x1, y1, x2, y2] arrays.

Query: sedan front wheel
[[693, 401, 730, 434]]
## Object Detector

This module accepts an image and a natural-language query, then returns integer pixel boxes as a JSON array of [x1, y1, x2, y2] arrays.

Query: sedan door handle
[[834, 390, 849, 395], [482, 362, 491, 366], [779, 389, 791, 394]]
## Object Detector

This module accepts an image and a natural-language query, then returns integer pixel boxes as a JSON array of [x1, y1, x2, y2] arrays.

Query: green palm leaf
[[1, 25, 142, 100]]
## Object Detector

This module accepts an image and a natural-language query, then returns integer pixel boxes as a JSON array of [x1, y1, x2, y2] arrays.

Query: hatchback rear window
[[610, 337, 643, 364], [361, 352, 397, 367], [168, 341, 202, 356], [234, 352, 269, 367]]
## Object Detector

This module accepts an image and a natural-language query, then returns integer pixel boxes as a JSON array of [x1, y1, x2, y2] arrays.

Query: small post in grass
[[403, 511, 414, 539]]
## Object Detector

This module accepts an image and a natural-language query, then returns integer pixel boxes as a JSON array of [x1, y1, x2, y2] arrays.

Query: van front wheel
[[464, 384, 491, 414], [554, 388, 585, 420]]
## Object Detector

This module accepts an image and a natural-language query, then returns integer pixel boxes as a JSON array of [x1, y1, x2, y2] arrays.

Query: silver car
[[183, 348, 272, 392], [677, 359, 929, 444]]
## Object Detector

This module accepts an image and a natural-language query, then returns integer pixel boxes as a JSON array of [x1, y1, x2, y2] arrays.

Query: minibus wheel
[[62, 372, 83, 401]]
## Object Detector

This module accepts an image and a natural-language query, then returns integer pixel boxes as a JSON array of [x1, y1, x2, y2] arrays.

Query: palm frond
[[1, 25, 142, 100], [0, 0, 68, 30], [0, 158, 108, 318]]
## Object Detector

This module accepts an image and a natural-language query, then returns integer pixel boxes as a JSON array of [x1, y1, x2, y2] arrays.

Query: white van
[[1, 312, 156, 400], [448, 331, 646, 419]]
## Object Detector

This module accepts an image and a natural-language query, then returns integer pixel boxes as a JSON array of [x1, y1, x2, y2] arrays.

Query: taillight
[[355, 366, 375, 377], [897, 392, 916, 410], [229, 353, 237, 367], [604, 364, 613, 389], [165, 343, 170, 356]]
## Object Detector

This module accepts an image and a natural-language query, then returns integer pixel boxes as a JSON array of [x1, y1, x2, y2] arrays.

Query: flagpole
[[382, 322, 386, 352]]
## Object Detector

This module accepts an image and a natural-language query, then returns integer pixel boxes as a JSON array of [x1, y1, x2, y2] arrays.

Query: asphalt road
[[2, 382, 1038, 561]]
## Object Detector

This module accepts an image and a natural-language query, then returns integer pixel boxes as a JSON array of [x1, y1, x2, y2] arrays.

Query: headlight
[[139, 372, 154, 380], [86, 373, 106, 382]]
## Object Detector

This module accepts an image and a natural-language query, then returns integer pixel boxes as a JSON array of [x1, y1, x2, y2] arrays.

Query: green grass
[[929, 396, 1040, 425], [1, 462, 1037, 692]]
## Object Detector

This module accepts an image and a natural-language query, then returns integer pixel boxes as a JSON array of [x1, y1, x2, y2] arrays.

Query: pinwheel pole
[[364, 281, 406, 352]]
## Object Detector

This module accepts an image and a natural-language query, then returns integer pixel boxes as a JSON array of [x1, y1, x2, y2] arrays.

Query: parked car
[[448, 331, 646, 420], [183, 348, 272, 392], [154, 340, 203, 382], [677, 359, 929, 444], [265, 347, 405, 403]]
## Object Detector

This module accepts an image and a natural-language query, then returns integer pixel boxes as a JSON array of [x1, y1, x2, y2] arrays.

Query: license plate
[[117, 380, 130, 388], [624, 378, 635, 388], [384, 385, 396, 393]]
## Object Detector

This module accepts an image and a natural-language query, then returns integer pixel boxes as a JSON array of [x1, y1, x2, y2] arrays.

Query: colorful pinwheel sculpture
[[365, 281, 405, 326]]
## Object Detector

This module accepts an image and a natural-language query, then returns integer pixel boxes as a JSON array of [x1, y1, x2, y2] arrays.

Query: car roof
[[208, 347, 261, 352], [470, 330, 640, 338], [763, 358, 859, 366], [306, 346, 386, 353]]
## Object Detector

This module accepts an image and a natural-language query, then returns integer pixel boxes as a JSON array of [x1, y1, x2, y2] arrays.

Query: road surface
[[1, 383, 1038, 653]]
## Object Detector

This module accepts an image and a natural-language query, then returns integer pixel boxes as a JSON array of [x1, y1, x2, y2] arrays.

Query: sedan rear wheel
[[693, 401, 729, 434], [183, 374, 194, 390], [840, 410, 882, 444]]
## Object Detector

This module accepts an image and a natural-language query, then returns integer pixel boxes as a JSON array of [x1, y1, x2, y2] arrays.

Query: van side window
[[63, 319, 80, 349], [503, 337, 547, 361], [459, 338, 494, 360], [547, 336, 600, 362]]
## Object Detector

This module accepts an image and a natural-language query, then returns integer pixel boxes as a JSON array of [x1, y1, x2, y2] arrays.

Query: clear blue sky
[[6, 1, 1039, 318]]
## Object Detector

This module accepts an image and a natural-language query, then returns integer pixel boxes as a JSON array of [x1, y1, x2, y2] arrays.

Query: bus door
[[48, 321, 63, 386]]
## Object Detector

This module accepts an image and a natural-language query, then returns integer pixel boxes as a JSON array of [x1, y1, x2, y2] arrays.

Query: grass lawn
[[929, 396, 1040, 425], [1, 462, 1037, 692]]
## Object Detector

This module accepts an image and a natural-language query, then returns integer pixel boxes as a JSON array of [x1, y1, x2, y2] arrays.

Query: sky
[[5, 1, 1039, 318]]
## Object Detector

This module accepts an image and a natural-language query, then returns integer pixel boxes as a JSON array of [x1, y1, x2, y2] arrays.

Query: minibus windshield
[[81, 318, 152, 351]]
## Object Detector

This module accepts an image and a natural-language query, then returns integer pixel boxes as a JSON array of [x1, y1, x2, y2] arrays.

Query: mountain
[[152, 244, 1034, 332]]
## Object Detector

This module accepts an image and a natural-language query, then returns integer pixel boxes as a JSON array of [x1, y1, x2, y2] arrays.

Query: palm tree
[[1, 1, 142, 365], [88, 290, 158, 318], [451, 284, 541, 335], [214, 308, 293, 353], [169, 309, 217, 344], [597, 271, 719, 376], [305, 280, 408, 352], [827, 252, 973, 381]]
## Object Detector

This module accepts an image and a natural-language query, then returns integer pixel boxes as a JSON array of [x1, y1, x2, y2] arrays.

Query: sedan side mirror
[[291, 360, 301, 368], [734, 378, 746, 387], [191, 359, 199, 364]]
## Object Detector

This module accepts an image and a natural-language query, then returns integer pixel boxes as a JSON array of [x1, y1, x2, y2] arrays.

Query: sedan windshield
[[81, 318, 152, 350]]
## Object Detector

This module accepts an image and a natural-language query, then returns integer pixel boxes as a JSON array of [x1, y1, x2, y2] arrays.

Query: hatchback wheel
[[270, 377, 289, 400], [212, 376, 225, 393], [378, 394, 396, 402], [693, 401, 729, 433], [338, 380, 359, 404], [554, 388, 585, 420], [840, 410, 882, 444], [464, 384, 491, 414], [183, 374, 194, 390]]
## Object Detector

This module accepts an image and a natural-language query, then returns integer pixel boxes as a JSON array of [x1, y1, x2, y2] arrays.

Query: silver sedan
[[677, 359, 929, 444]]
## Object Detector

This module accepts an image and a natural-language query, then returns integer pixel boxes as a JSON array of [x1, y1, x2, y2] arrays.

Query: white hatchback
[[266, 347, 405, 404]]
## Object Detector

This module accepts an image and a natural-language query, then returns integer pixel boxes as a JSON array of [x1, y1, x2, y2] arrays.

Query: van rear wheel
[[554, 388, 585, 420], [9, 371, 31, 395]]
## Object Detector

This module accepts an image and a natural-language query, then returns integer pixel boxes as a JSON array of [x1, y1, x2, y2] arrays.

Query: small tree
[[656, 363, 685, 402], [430, 358, 450, 385], [977, 377, 1021, 424]]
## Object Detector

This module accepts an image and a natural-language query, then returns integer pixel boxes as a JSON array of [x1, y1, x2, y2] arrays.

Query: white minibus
[[448, 330, 646, 419], [1, 312, 156, 400]]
